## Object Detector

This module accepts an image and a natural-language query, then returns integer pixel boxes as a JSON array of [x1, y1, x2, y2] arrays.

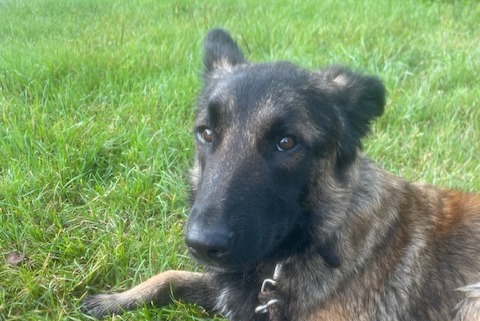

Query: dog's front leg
[[82, 270, 216, 319]]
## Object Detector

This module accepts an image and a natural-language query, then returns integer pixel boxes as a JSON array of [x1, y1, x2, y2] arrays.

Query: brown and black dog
[[82, 29, 480, 321]]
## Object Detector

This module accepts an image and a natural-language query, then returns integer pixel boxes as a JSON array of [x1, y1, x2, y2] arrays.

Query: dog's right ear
[[203, 28, 246, 75]]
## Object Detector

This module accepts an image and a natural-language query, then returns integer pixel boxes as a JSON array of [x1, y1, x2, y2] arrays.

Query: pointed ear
[[203, 28, 246, 75], [322, 67, 386, 165]]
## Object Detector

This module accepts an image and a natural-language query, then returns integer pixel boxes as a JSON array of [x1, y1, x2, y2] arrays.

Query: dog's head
[[185, 29, 385, 271]]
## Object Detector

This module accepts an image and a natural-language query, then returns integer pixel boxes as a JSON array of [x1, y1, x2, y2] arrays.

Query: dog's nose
[[185, 227, 232, 263]]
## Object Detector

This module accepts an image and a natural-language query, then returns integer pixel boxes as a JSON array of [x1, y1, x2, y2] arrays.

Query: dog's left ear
[[203, 28, 246, 75], [322, 67, 386, 165]]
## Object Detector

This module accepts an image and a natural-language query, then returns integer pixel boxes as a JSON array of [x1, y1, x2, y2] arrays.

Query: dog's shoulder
[[435, 190, 480, 238]]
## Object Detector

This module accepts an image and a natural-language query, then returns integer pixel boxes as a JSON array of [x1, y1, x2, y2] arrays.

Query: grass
[[0, 0, 479, 320]]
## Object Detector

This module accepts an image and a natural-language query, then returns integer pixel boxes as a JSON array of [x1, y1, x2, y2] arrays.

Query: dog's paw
[[81, 293, 124, 319]]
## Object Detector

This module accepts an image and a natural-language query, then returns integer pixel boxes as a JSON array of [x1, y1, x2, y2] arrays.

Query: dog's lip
[[188, 248, 251, 273], [188, 247, 226, 268], [190, 255, 232, 272], [187, 245, 226, 261]]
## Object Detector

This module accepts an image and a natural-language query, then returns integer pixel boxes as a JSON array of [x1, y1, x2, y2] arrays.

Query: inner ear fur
[[321, 67, 386, 165]]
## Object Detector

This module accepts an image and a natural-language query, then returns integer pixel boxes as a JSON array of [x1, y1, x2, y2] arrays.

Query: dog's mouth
[[187, 248, 240, 272], [187, 246, 221, 266], [185, 216, 305, 273], [185, 231, 271, 272], [186, 233, 289, 273], [186, 244, 247, 272]]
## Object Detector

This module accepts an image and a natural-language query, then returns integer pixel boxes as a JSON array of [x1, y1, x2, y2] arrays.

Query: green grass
[[1, 0, 479, 320]]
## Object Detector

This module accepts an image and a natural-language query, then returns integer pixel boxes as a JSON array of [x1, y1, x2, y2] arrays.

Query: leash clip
[[254, 263, 283, 315]]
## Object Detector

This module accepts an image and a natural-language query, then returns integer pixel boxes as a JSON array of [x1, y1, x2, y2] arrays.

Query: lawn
[[0, 0, 479, 320]]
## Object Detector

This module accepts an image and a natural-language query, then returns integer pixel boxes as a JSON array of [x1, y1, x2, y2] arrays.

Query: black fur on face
[[185, 29, 385, 271]]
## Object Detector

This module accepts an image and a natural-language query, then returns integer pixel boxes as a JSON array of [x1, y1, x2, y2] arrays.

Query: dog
[[82, 29, 480, 321]]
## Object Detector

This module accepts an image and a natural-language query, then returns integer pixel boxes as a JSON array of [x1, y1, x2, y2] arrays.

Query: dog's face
[[185, 29, 385, 271]]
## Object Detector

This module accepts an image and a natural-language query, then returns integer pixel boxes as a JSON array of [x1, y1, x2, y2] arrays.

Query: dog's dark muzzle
[[185, 160, 271, 269]]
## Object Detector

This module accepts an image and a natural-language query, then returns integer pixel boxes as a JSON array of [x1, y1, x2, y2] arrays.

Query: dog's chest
[[214, 284, 271, 321]]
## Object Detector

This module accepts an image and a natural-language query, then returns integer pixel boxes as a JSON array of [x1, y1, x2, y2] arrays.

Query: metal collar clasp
[[254, 263, 283, 315]]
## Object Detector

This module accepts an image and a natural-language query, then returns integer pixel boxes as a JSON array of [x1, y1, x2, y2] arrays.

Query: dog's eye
[[200, 128, 214, 143], [276, 136, 296, 151]]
